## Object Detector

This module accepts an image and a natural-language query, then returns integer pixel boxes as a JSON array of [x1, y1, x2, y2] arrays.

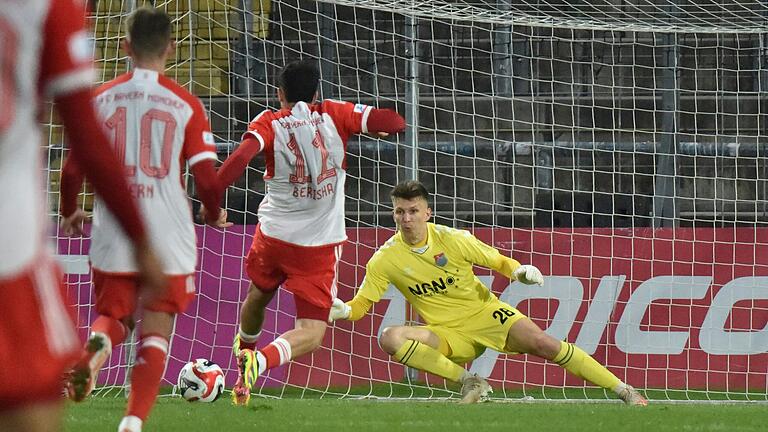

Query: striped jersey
[[0, 0, 93, 277], [89, 68, 217, 274], [244, 100, 371, 246]]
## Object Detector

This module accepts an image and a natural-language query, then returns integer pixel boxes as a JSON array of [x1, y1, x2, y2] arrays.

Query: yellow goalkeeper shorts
[[421, 299, 526, 365]]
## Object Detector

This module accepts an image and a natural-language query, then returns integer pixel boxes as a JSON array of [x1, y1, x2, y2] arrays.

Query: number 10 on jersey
[[106, 107, 176, 179]]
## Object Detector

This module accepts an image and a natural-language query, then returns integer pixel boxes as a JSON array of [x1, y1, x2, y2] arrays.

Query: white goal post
[[48, 0, 768, 402]]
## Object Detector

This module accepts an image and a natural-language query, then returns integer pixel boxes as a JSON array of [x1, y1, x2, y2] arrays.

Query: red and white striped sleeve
[[321, 100, 371, 140], [321, 100, 405, 142], [241, 109, 276, 154]]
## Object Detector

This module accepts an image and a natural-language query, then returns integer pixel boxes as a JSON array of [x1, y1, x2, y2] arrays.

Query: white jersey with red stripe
[[89, 68, 217, 274], [244, 100, 372, 247], [0, 0, 93, 277]]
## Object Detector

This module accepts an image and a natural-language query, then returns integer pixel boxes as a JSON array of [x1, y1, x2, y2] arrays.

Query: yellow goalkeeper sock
[[553, 341, 621, 390], [393, 340, 465, 382]]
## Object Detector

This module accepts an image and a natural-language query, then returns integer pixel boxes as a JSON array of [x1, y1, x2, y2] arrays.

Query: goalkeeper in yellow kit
[[330, 180, 648, 405]]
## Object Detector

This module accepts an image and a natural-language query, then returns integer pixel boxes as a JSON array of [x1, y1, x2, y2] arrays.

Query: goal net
[[50, 0, 768, 402]]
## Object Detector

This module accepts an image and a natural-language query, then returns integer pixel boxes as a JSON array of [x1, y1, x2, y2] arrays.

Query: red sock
[[126, 334, 168, 421], [258, 337, 292, 372], [91, 315, 128, 348]]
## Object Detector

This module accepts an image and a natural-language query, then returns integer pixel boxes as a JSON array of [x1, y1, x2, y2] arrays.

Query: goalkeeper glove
[[328, 298, 351, 322], [513, 265, 544, 286]]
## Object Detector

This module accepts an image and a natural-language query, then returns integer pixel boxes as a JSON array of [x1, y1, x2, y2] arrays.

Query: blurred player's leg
[[0, 259, 79, 431], [119, 310, 174, 432], [68, 272, 136, 402], [0, 401, 64, 432], [67, 331, 111, 402], [67, 316, 129, 401]]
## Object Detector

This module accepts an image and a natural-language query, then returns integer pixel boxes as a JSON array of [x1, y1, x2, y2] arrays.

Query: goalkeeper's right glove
[[328, 298, 351, 322], [513, 264, 544, 286]]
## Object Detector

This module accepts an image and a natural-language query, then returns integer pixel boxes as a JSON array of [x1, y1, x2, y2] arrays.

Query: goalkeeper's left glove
[[513, 265, 544, 285], [328, 298, 351, 322]]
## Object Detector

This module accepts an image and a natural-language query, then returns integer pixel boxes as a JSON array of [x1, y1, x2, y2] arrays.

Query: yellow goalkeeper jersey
[[358, 223, 507, 326]]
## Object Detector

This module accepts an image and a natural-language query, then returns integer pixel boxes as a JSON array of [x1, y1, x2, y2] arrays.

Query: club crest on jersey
[[203, 131, 216, 145], [434, 253, 448, 267]]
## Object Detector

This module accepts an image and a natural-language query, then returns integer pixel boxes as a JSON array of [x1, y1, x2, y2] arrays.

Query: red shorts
[[246, 225, 342, 321], [0, 258, 79, 410], [92, 269, 195, 320]]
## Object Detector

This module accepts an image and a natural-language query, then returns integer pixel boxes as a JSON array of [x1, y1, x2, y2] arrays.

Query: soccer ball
[[177, 359, 225, 402]]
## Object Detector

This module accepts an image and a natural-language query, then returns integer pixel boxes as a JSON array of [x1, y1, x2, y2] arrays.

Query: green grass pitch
[[64, 394, 768, 432]]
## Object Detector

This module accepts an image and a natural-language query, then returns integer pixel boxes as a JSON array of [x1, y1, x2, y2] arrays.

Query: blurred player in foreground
[[59, 7, 226, 432], [218, 60, 406, 405], [0, 1, 165, 431], [330, 180, 648, 406]]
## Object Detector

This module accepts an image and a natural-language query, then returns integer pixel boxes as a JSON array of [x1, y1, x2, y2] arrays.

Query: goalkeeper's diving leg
[[504, 317, 648, 406]]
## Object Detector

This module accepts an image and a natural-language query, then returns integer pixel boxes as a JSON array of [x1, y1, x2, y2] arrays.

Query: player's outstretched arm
[[512, 264, 544, 285], [217, 135, 263, 188], [493, 256, 544, 286], [189, 159, 229, 227], [366, 109, 406, 136]]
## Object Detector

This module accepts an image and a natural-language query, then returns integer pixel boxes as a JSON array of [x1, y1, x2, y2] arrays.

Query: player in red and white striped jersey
[[58, 7, 225, 432], [218, 60, 406, 406], [0, 1, 165, 431]]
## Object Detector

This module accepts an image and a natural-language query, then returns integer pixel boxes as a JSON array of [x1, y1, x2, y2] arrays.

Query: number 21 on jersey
[[286, 130, 336, 184]]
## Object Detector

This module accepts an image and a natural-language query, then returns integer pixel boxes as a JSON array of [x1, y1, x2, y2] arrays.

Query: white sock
[[273, 337, 292, 366], [117, 415, 142, 432], [256, 351, 267, 375], [239, 328, 261, 344]]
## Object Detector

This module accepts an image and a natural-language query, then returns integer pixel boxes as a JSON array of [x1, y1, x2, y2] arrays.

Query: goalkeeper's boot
[[66, 332, 111, 402], [617, 385, 648, 406], [232, 348, 258, 406], [459, 373, 493, 404]]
